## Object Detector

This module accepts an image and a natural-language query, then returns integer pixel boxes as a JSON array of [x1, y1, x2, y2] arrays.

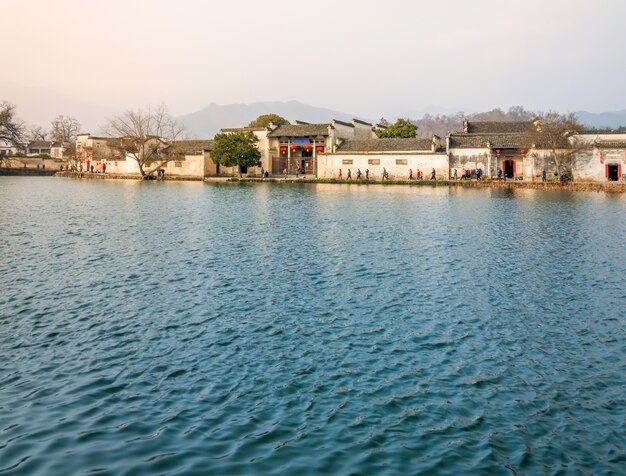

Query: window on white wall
[[342, 159, 353, 165], [368, 159, 380, 165], [396, 159, 407, 165]]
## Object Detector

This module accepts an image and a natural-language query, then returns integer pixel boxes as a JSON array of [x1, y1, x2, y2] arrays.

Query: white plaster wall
[[332, 123, 356, 141], [317, 153, 449, 180], [449, 148, 490, 174], [352, 122, 375, 139]]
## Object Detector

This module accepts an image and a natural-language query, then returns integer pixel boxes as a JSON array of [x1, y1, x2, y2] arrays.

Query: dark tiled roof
[[28, 140, 52, 148], [267, 124, 330, 137], [170, 140, 215, 154], [337, 138, 434, 152], [450, 132, 572, 149], [595, 140, 626, 149], [582, 129, 626, 135], [449, 133, 523, 149], [352, 118, 373, 126], [332, 119, 354, 128], [220, 127, 266, 132], [466, 121, 532, 133]]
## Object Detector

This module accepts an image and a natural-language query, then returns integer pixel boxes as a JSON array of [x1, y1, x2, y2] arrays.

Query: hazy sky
[[3, 0, 626, 118]]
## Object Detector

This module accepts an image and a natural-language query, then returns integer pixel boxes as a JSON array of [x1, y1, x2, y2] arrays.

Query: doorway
[[503, 158, 515, 179], [240, 165, 248, 175], [607, 164, 619, 181]]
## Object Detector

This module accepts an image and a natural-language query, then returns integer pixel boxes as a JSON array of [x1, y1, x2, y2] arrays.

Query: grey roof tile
[[466, 121, 532, 133], [267, 124, 330, 137], [170, 140, 215, 154], [337, 138, 435, 152]]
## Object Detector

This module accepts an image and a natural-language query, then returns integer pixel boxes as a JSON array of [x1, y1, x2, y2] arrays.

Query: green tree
[[375, 118, 417, 138], [248, 114, 289, 127], [212, 132, 261, 177]]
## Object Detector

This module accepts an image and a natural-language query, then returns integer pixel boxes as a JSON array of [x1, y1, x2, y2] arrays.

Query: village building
[[0, 140, 20, 157], [317, 136, 446, 180], [162, 140, 215, 178], [447, 120, 626, 182], [217, 126, 269, 176], [574, 130, 626, 181], [69, 121, 624, 182], [447, 120, 534, 180], [75, 133, 216, 178], [220, 119, 377, 176]]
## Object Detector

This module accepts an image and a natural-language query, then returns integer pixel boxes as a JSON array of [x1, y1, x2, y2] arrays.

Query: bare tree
[[105, 104, 185, 178], [27, 125, 48, 142], [522, 112, 583, 181], [0, 101, 25, 166], [50, 115, 81, 143]]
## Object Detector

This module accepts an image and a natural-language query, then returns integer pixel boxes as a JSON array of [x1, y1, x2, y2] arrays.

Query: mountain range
[[1, 80, 625, 137], [177, 101, 372, 138], [178, 103, 626, 138]]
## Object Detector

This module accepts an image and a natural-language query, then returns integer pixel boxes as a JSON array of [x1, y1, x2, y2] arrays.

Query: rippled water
[[0, 177, 625, 475]]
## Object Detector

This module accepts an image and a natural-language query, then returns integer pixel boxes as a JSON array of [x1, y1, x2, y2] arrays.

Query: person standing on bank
[[365, 169, 369, 180], [431, 168, 436, 180], [347, 169, 352, 180], [409, 169, 413, 181], [542, 169, 547, 182], [453, 168, 458, 180]]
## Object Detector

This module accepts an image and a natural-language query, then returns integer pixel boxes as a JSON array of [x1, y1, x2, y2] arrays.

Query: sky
[[2, 0, 626, 121]]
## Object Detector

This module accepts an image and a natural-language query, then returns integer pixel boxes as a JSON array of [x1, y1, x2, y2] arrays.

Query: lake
[[0, 177, 624, 475]]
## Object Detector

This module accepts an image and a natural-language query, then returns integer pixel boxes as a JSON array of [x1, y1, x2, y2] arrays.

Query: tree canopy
[[248, 114, 289, 128], [375, 118, 417, 138], [212, 132, 261, 176]]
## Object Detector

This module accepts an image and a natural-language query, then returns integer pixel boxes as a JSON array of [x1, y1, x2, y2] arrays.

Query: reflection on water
[[0, 178, 624, 475]]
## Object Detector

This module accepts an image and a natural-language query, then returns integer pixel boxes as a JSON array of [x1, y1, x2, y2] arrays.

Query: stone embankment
[[10, 171, 621, 192], [55, 171, 202, 181], [0, 167, 57, 176], [226, 177, 626, 193]]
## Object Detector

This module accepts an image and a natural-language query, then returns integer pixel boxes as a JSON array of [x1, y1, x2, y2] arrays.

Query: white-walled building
[[317, 136, 446, 180], [220, 118, 378, 176]]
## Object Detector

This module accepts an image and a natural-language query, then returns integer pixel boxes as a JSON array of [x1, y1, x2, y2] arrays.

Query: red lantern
[[495, 149, 501, 157], [316, 145, 324, 153], [280, 146, 287, 155], [305, 145, 311, 151], [290, 145, 298, 151]]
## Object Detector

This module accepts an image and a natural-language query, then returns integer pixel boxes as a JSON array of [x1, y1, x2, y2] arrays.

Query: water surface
[[0, 178, 624, 474]]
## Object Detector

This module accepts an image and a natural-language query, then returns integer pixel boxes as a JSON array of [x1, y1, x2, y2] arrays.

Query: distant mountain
[[575, 110, 626, 129], [179, 101, 370, 138]]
